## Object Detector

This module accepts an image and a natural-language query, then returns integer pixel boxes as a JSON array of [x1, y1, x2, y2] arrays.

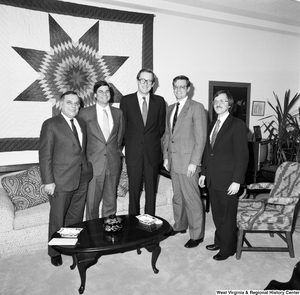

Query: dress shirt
[[96, 103, 113, 134], [170, 96, 188, 127], [61, 112, 83, 146], [209, 111, 230, 141], [137, 92, 149, 115]]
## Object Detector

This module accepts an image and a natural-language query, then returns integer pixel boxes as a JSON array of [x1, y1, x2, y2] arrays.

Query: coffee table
[[51, 215, 171, 294]]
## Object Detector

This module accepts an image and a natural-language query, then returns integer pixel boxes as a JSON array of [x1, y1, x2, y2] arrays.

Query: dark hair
[[172, 75, 191, 88], [93, 81, 110, 93], [60, 90, 79, 101], [136, 68, 156, 83], [213, 90, 234, 107]]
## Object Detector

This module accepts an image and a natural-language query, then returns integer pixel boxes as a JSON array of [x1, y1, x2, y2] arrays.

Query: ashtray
[[103, 215, 122, 232]]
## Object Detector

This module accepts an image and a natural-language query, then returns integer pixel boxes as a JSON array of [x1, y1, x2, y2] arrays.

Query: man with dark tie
[[79, 81, 124, 220], [163, 75, 207, 248], [39, 91, 93, 267], [120, 68, 166, 215], [199, 90, 249, 261]]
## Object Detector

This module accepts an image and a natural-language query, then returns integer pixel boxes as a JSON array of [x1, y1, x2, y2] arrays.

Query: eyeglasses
[[97, 90, 110, 96], [139, 78, 153, 85], [212, 100, 228, 105], [173, 86, 187, 91]]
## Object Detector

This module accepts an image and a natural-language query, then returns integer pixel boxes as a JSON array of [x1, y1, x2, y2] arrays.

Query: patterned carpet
[[2, 211, 300, 295]]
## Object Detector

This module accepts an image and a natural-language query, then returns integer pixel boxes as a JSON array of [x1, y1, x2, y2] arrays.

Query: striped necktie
[[172, 102, 180, 133], [70, 119, 81, 149], [210, 119, 220, 148]]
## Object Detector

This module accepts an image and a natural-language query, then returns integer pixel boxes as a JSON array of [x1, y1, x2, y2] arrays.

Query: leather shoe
[[206, 244, 220, 251], [184, 238, 203, 248], [164, 229, 186, 237], [51, 255, 62, 267], [213, 252, 234, 261]]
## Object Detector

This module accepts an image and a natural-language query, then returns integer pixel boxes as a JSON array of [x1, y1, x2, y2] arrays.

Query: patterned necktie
[[172, 102, 180, 133], [70, 119, 81, 149], [142, 97, 148, 126], [103, 109, 110, 141], [210, 119, 220, 148]]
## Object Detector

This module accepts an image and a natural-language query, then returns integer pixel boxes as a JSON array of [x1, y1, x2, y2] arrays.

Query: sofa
[[0, 163, 174, 258]]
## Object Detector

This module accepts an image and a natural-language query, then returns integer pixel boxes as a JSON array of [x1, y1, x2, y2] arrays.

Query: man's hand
[[187, 164, 197, 177], [199, 175, 206, 187], [44, 183, 56, 197], [227, 182, 240, 195], [163, 159, 169, 171]]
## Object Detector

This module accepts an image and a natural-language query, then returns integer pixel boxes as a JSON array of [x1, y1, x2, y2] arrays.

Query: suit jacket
[[39, 113, 93, 192], [163, 99, 207, 174], [79, 105, 124, 176], [201, 115, 249, 190], [120, 92, 166, 167]]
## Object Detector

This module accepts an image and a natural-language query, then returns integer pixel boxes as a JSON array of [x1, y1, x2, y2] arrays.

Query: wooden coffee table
[[51, 215, 171, 294]]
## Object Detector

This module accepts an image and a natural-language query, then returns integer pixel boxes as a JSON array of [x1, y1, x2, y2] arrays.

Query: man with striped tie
[[199, 90, 249, 261], [163, 75, 207, 248]]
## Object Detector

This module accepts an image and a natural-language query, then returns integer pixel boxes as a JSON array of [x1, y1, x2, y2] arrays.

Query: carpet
[[2, 211, 300, 295]]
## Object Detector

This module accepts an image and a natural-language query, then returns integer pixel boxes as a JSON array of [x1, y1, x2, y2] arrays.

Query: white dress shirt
[[61, 112, 83, 146], [137, 92, 149, 114], [96, 103, 113, 134], [170, 96, 188, 127], [209, 111, 229, 141]]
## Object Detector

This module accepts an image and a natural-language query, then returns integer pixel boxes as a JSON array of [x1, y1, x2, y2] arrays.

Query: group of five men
[[39, 68, 248, 267]]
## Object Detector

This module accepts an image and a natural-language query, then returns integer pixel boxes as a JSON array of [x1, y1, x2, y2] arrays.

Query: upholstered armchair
[[236, 161, 300, 259]]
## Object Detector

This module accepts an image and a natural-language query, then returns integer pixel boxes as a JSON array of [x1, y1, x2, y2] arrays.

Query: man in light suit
[[163, 75, 207, 248], [39, 91, 93, 267], [199, 90, 249, 261], [120, 68, 166, 216], [79, 81, 124, 220]]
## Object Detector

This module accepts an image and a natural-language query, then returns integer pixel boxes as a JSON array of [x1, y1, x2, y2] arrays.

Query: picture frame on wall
[[252, 101, 266, 116]]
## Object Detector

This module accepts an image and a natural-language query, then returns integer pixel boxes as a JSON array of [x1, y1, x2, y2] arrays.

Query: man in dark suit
[[120, 68, 166, 215], [79, 81, 124, 220], [199, 90, 249, 261], [39, 91, 93, 267], [163, 75, 207, 248]]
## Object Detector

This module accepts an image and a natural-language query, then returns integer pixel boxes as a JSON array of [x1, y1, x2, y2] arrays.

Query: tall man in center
[[163, 75, 207, 248], [120, 68, 166, 215], [79, 81, 124, 220]]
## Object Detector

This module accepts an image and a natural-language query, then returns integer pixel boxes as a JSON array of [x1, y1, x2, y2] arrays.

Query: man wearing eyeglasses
[[120, 68, 166, 215], [163, 75, 207, 248], [79, 81, 125, 220], [199, 90, 249, 261]]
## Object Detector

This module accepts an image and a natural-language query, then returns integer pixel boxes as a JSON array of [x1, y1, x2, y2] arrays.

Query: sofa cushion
[[1, 166, 49, 211]]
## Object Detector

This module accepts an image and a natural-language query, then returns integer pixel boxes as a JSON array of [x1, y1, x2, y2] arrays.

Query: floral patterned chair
[[236, 161, 300, 259]]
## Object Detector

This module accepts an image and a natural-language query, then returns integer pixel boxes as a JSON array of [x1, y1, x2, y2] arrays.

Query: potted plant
[[260, 90, 300, 165]]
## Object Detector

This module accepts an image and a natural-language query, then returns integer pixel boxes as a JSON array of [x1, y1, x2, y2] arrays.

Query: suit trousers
[[170, 167, 205, 240], [48, 174, 88, 257], [86, 170, 118, 220], [208, 186, 238, 256], [126, 150, 159, 216]]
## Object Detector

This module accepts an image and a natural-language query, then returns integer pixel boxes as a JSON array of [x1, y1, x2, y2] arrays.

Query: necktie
[[103, 109, 110, 141], [142, 97, 147, 126], [172, 102, 180, 133], [210, 119, 220, 148], [70, 119, 81, 149]]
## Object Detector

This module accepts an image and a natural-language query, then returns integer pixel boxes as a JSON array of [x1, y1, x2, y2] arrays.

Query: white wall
[[153, 13, 300, 132], [64, 0, 300, 134]]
